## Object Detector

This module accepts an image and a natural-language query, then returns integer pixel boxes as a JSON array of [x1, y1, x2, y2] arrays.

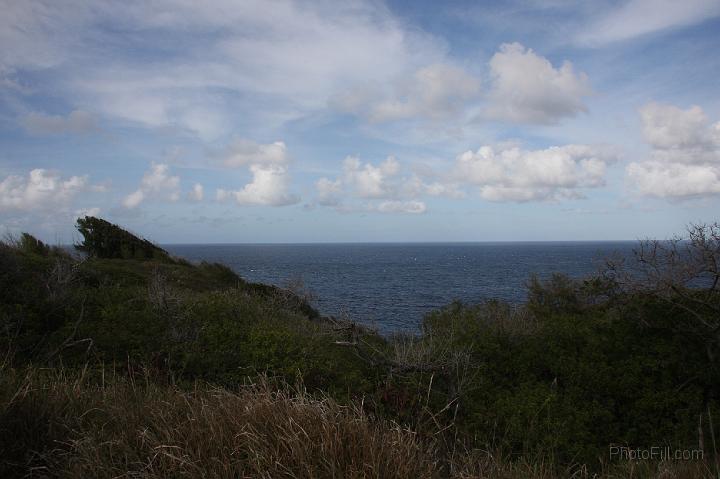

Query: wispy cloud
[[332, 63, 481, 123], [2, 0, 447, 140], [21, 110, 98, 135], [576, 0, 720, 46]]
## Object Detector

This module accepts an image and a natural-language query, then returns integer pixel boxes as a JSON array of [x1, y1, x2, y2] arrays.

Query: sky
[[1, 0, 719, 243]]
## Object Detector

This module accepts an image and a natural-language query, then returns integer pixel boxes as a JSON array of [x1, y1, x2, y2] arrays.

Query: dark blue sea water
[[164, 242, 637, 333]]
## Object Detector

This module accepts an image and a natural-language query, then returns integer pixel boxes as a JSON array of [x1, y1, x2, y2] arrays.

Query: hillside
[[1, 218, 719, 478]]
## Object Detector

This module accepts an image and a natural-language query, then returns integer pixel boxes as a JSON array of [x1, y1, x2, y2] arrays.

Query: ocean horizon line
[[158, 239, 641, 247]]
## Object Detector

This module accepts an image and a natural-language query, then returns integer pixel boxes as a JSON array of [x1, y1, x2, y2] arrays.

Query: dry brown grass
[[1, 367, 439, 478]]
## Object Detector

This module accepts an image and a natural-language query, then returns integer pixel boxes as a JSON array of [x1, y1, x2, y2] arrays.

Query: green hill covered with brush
[[1, 217, 719, 478]]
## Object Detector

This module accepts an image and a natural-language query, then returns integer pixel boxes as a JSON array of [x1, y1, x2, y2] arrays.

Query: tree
[[603, 222, 720, 456], [604, 222, 719, 354], [75, 216, 171, 261]]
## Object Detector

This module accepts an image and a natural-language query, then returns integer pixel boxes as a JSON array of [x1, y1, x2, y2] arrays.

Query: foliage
[[2, 219, 720, 476], [75, 216, 172, 261], [1, 366, 714, 479]]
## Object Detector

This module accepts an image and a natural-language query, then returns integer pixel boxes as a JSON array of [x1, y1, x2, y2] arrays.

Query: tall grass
[[1, 366, 714, 478], [0, 366, 437, 478]]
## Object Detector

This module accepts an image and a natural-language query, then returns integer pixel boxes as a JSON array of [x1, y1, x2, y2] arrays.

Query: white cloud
[[216, 139, 298, 207], [141, 163, 180, 199], [343, 156, 401, 199], [0, 169, 88, 212], [122, 189, 145, 209], [627, 102, 720, 198], [453, 144, 615, 202], [485, 43, 591, 124], [188, 183, 204, 201], [223, 139, 287, 168], [398, 175, 465, 199], [314, 155, 458, 213], [2, 1, 446, 139], [333, 63, 481, 122], [577, 0, 720, 46], [627, 162, 720, 198], [639, 102, 719, 157], [216, 165, 299, 207], [21, 110, 98, 135], [123, 163, 180, 209]]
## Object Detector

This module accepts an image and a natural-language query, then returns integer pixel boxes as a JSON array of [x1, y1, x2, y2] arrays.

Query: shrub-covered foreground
[[1, 217, 719, 477], [0, 367, 711, 478]]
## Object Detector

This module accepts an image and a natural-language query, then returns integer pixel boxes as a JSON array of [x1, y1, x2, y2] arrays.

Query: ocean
[[164, 242, 637, 334]]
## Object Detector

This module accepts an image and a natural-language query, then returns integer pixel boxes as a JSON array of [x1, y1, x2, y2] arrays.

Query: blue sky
[[1, 0, 719, 243]]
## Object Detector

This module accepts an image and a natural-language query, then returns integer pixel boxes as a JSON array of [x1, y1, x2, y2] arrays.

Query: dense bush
[[418, 293, 712, 465], [0, 224, 356, 393]]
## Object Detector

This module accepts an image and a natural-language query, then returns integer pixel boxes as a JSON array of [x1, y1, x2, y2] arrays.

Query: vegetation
[[1, 216, 719, 477], [75, 216, 172, 261]]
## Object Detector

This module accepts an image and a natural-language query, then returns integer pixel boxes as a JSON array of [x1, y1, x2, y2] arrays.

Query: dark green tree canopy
[[75, 216, 170, 261]]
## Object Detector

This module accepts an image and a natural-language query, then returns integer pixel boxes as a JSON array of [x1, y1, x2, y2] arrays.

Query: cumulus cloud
[[627, 162, 720, 198], [334, 44, 593, 127], [627, 102, 720, 198], [140, 163, 180, 199], [188, 183, 204, 201], [314, 156, 458, 213], [333, 63, 481, 122], [123, 163, 180, 209], [0, 169, 88, 212], [399, 175, 465, 199], [343, 156, 401, 199], [21, 110, 98, 135], [639, 103, 719, 157], [216, 139, 298, 207], [485, 43, 591, 124], [452, 144, 615, 202], [577, 0, 720, 46], [216, 165, 298, 206]]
